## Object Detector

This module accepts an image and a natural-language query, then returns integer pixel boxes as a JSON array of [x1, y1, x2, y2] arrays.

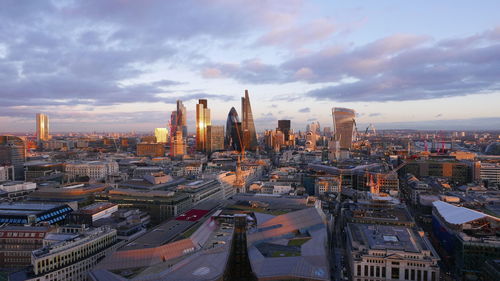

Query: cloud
[[201, 59, 285, 84], [369, 113, 382, 117], [256, 18, 336, 48], [299, 107, 311, 113], [303, 28, 500, 102]]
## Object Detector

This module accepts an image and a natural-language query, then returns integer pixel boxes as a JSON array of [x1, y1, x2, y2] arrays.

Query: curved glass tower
[[225, 107, 242, 151]]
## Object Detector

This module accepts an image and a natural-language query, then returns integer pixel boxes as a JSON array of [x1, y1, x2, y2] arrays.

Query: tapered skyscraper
[[196, 99, 211, 151], [332, 107, 355, 150], [36, 113, 49, 142], [241, 90, 258, 151], [176, 100, 187, 138]]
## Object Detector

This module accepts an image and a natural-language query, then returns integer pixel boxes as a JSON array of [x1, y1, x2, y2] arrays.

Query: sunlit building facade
[[196, 99, 211, 152], [36, 113, 50, 142], [154, 128, 169, 143], [332, 107, 355, 151], [241, 90, 258, 151]]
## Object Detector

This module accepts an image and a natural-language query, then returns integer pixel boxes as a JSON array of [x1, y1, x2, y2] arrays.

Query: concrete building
[[103, 189, 192, 224], [315, 176, 341, 195], [0, 202, 73, 225], [177, 179, 223, 205], [0, 136, 26, 181], [66, 202, 118, 226], [0, 225, 53, 268], [0, 181, 36, 201], [136, 143, 165, 157], [64, 161, 119, 181], [479, 161, 500, 187], [25, 226, 117, 281], [0, 165, 13, 181], [346, 223, 440, 281], [207, 125, 224, 153], [36, 113, 50, 142]]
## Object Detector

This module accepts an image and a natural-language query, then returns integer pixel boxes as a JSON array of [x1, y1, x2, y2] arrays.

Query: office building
[[225, 107, 242, 151], [196, 99, 211, 151], [171, 130, 186, 157], [136, 142, 165, 157], [207, 125, 224, 153], [154, 128, 169, 143], [241, 90, 258, 151], [0, 165, 13, 181], [332, 107, 355, 151], [305, 131, 317, 151], [346, 223, 440, 281], [479, 161, 500, 187], [36, 113, 50, 142], [103, 189, 192, 224], [0, 136, 26, 181], [0, 202, 73, 225], [277, 119, 291, 141], [432, 201, 500, 280], [0, 225, 52, 268], [64, 160, 119, 181], [176, 100, 187, 138], [26, 226, 117, 281], [402, 159, 471, 185]]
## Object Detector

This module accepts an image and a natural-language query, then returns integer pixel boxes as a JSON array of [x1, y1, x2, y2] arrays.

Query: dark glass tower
[[241, 90, 258, 151], [225, 107, 242, 151], [278, 120, 291, 141]]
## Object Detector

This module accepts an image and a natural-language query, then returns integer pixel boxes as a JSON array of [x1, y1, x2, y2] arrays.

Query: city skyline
[[1, 1, 500, 133]]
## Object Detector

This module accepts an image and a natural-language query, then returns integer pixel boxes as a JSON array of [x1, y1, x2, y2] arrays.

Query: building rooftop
[[351, 224, 421, 252], [247, 207, 330, 281], [433, 200, 498, 225]]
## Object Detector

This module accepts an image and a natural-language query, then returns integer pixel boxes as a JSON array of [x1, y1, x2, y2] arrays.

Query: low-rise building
[[432, 201, 500, 280], [0, 181, 36, 201], [0, 225, 53, 268], [102, 188, 192, 224], [346, 223, 440, 281], [26, 226, 118, 281], [64, 161, 119, 181], [0, 202, 73, 225]]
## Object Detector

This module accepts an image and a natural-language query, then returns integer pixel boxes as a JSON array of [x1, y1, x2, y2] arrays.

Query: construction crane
[[364, 123, 376, 137]]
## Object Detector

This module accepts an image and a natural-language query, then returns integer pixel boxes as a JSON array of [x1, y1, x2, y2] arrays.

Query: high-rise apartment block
[[196, 99, 211, 152], [36, 113, 50, 142]]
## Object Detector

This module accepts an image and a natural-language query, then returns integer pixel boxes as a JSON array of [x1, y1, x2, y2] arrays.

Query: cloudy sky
[[1, 0, 499, 133]]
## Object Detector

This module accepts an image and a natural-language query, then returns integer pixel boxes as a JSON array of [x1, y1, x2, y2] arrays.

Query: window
[[382, 267, 386, 278], [391, 267, 399, 279], [405, 269, 409, 280], [357, 265, 361, 276], [411, 269, 415, 280]]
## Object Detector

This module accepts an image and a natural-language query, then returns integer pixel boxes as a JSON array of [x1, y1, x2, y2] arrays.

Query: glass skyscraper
[[241, 90, 258, 151]]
